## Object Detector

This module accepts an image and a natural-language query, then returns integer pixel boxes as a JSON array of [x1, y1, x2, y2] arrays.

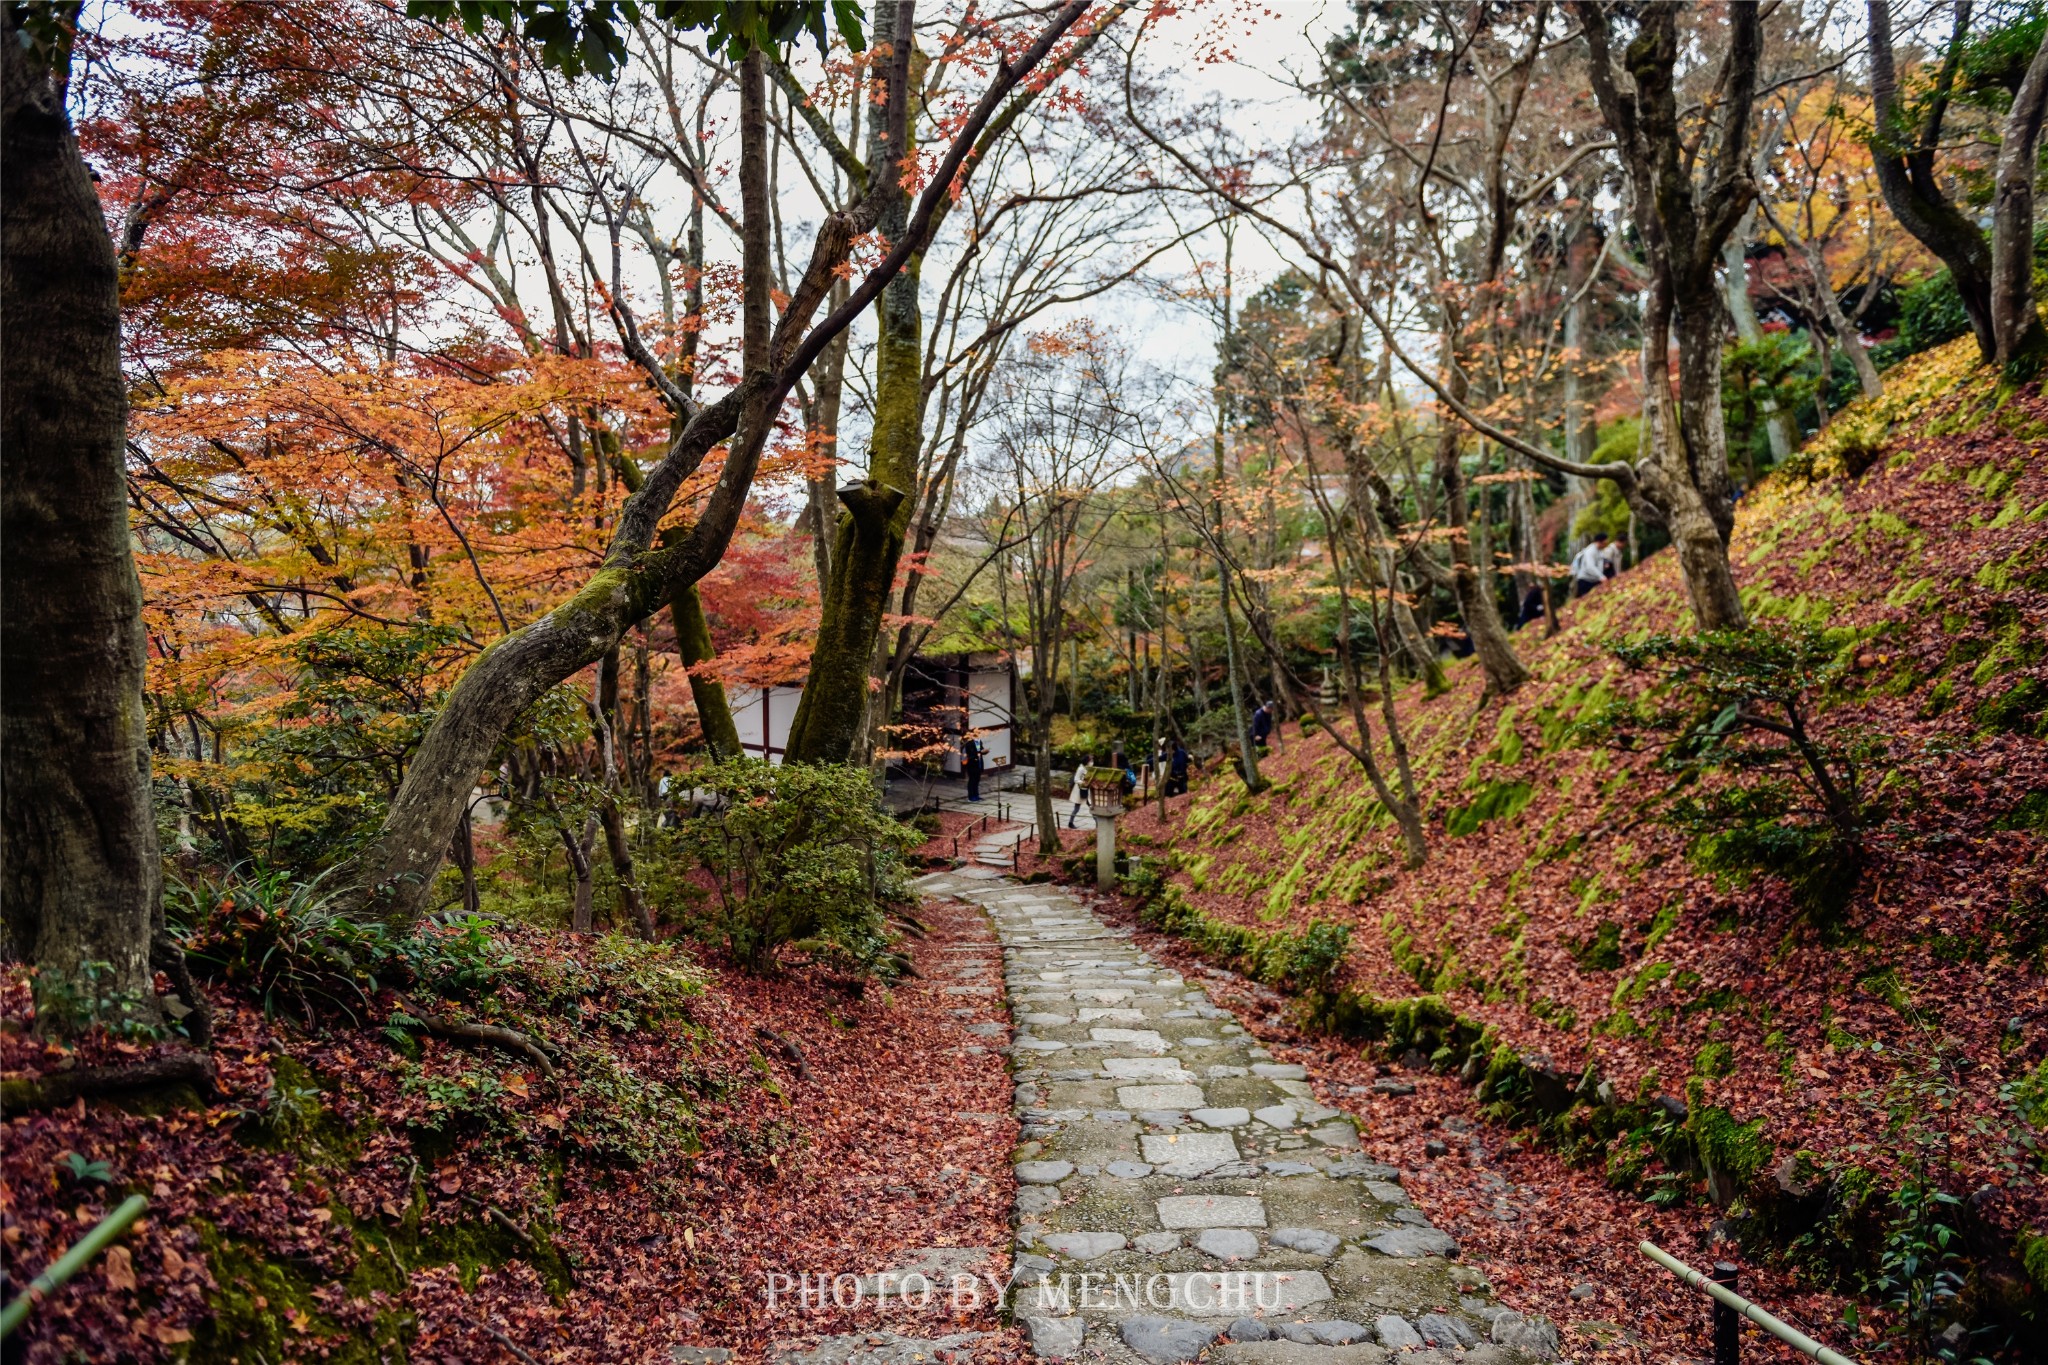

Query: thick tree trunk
[[1867, 0, 1999, 363], [1, 16, 164, 1031], [1672, 298, 1741, 547], [785, 7, 920, 766], [1575, 1, 1756, 633], [785, 478, 909, 763], [669, 579, 742, 758], [1655, 304, 1749, 630], [1992, 28, 2048, 373]]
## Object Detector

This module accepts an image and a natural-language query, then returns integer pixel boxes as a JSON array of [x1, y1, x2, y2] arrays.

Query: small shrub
[[1282, 920, 1353, 993], [561, 1050, 700, 1167], [171, 864, 513, 1022], [1722, 333, 1820, 479], [675, 759, 918, 976], [1583, 626, 1874, 922]]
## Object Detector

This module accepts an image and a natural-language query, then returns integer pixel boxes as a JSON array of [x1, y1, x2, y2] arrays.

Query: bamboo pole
[[1638, 1241, 1858, 1365], [1, 1194, 149, 1337]]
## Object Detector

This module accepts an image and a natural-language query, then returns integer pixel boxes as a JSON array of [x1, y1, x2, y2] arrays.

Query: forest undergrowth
[[0, 892, 1024, 1364]]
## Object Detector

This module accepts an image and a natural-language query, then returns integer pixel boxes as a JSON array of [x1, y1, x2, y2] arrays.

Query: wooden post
[[1712, 1262, 1740, 1365]]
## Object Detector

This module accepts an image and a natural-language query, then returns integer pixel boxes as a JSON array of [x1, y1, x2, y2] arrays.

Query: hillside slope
[[1, 899, 1024, 1363], [1118, 338, 2048, 1348]]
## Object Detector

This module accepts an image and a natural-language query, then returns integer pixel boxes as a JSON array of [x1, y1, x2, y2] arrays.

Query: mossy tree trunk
[[784, 2, 921, 768], [1576, 0, 1758, 632], [785, 4, 1131, 763], [669, 579, 743, 758], [1, 11, 164, 1032]]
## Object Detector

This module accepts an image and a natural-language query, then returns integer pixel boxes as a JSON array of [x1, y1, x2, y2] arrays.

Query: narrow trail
[[915, 867, 1561, 1364]]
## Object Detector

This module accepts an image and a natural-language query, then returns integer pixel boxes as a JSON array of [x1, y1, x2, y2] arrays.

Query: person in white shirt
[[1602, 539, 1624, 579], [1067, 765, 1088, 828], [1571, 535, 1613, 598]]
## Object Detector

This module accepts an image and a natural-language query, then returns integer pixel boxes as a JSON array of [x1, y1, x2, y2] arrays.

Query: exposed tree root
[[394, 995, 556, 1079], [755, 1025, 814, 1082], [0, 1051, 216, 1111], [153, 929, 213, 1048]]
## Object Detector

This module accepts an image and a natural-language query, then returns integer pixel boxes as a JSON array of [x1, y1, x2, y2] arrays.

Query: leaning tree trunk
[[344, 5, 1091, 930], [1867, 0, 1999, 363], [350, 43, 779, 928], [1433, 369, 1528, 696], [784, 6, 921, 767], [1992, 26, 2048, 374], [1, 17, 164, 1032], [669, 578, 743, 758]]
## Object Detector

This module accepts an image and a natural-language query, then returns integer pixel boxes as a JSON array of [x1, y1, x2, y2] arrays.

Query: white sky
[[1112, 0, 1345, 380]]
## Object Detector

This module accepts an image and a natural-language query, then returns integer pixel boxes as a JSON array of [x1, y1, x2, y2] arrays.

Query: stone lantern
[[1085, 765, 1126, 891]]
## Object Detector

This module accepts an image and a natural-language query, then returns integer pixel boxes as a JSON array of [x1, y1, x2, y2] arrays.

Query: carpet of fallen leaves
[[1, 896, 1026, 1364], [1105, 363, 2048, 1346]]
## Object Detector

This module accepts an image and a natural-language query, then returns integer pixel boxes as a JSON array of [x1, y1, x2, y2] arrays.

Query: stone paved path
[[913, 868, 1560, 1365]]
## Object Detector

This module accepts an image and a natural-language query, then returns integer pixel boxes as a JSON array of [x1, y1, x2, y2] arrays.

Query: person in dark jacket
[[1168, 741, 1190, 796], [1518, 583, 1546, 629], [963, 734, 986, 801], [1251, 702, 1273, 749]]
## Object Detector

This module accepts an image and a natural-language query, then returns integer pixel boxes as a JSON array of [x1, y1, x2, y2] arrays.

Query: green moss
[[1488, 707, 1525, 768], [1978, 676, 2048, 737], [1996, 790, 2048, 832], [1311, 851, 1385, 905], [1445, 779, 1534, 837], [1858, 509, 1920, 545], [1569, 920, 1623, 971], [2020, 1231, 2048, 1297], [1694, 1041, 1735, 1078], [1261, 849, 1313, 921], [1688, 1100, 1771, 1189], [1857, 967, 1912, 1014], [1965, 459, 2019, 503], [1885, 575, 1936, 608], [1642, 901, 1683, 951], [192, 1220, 408, 1365]]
